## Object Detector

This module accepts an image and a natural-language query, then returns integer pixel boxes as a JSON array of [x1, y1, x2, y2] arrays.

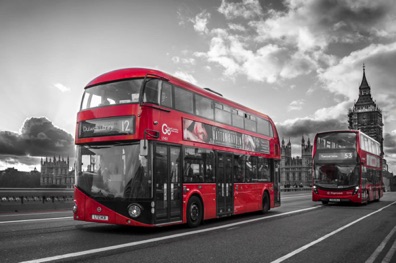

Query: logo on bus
[[162, 124, 179, 135]]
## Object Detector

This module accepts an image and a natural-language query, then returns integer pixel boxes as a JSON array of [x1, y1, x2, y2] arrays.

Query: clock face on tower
[[359, 113, 368, 125]]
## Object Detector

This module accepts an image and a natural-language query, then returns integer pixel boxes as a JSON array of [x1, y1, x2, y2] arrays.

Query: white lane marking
[[282, 195, 310, 200], [0, 211, 71, 217], [271, 201, 396, 263], [383, 238, 396, 263], [20, 206, 319, 263], [365, 225, 396, 263], [0, 217, 72, 224]]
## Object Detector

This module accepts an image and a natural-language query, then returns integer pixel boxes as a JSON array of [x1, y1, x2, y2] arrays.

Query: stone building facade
[[280, 136, 313, 187], [40, 156, 74, 188]]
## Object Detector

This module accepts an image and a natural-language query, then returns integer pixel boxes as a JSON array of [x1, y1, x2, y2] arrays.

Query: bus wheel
[[321, 200, 328, 205], [187, 196, 202, 228], [262, 192, 270, 214], [375, 190, 380, 202]]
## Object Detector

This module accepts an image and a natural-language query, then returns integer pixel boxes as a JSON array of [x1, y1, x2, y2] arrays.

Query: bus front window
[[76, 144, 151, 199], [314, 164, 359, 188], [81, 79, 143, 110]]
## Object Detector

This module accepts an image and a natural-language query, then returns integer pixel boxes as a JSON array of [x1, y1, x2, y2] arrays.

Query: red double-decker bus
[[312, 130, 383, 205], [73, 68, 281, 227]]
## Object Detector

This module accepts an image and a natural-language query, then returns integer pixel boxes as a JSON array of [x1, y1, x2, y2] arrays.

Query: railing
[[0, 188, 74, 204]]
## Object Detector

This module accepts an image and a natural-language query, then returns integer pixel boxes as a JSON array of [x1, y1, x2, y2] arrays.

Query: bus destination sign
[[318, 152, 354, 161], [79, 116, 135, 138]]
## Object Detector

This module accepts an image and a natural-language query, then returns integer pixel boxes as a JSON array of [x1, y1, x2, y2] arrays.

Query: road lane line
[[0, 211, 71, 217], [271, 201, 396, 263], [365, 225, 396, 263], [0, 217, 72, 224], [20, 206, 319, 263], [383, 238, 396, 263]]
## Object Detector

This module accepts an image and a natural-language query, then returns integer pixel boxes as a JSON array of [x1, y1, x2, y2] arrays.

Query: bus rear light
[[353, 186, 359, 195], [128, 204, 142, 218], [313, 185, 318, 194]]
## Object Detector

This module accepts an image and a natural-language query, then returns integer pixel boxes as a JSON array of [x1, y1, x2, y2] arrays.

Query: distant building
[[0, 167, 41, 187], [40, 156, 74, 188], [280, 136, 313, 187], [348, 64, 384, 153]]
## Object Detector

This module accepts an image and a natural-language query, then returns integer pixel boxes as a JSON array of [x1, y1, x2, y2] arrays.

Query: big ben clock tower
[[348, 65, 384, 154]]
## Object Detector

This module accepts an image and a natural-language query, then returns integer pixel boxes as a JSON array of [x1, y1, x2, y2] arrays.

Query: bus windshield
[[81, 79, 143, 110], [314, 164, 359, 188], [76, 143, 151, 199], [316, 132, 356, 149]]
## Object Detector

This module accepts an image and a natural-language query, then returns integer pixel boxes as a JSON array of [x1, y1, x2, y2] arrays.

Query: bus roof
[[85, 67, 275, 125]]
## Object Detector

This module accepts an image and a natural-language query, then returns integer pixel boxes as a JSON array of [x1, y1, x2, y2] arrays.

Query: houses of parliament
[[40, 156, 74, 188], [280, 65, 386, 187]]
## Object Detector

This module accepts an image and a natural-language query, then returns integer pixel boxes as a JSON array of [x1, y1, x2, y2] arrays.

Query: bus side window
[[245, 156, 257, 182], [258, 157, 270, 181], [234, 155, 245, 183]]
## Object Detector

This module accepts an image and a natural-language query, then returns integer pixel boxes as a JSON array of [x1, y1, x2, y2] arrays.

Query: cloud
[[318, 42, 396, 100], [254, 0, 396, 50], [172, 56, 195, 65], [0, 131, 27, 156], [0, 117, 74, 157], [218, 0, 263, 20], [313, 101, 353, 121], [192, 11, 210, 35], [277, 117, 348, 139], [384, 132, 396, 154], [54, 83, 71, 92], [0, 155, 42, 171], [188, 0, 396, 85], [287, 99, 305, 112], [174, 71, 198, 85]]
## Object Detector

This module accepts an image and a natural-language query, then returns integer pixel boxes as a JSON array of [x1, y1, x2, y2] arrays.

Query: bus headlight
[[72, 202, 78, 214], [353, 186, 359, 195], [313, 185, 318, 194], [128, 204, 142, 218]]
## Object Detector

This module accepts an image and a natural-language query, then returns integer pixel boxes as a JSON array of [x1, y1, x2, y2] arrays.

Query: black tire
[[262, 192, 270, 214], [187, 196, 202, 228], [321, 200, 329, 205], [374, 190, 380, 202]]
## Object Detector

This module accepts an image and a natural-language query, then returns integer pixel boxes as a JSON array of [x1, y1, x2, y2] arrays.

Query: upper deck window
[[257, 118, 273, 137], [232, 109, 244, 129], [245, 114, 256, 132], [195, 95, 213, 120], [316, 132, 356, 149], [81, 79, 143, 110], [215, 103, 231, 125], [175, 86, 194, 114]]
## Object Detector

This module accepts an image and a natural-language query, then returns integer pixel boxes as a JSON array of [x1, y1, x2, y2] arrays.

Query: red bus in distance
[[312, 130, 383, 204], [73, 68, 281, 227]]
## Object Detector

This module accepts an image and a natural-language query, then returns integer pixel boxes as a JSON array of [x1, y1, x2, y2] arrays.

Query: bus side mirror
[[140, 139, 148, 156]]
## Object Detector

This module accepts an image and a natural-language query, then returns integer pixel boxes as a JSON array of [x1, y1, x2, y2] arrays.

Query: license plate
[[92, 214, 109, 221], [329, 199, 340, 202]]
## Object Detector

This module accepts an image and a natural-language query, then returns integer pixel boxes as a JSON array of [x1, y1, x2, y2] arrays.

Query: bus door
[[216, 152, 234, 217], [273, 160, 281, 207], [153, 144, 182, 224]]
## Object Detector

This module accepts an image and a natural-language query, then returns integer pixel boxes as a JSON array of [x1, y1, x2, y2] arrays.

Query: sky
[[1, 0, 396, 173]]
